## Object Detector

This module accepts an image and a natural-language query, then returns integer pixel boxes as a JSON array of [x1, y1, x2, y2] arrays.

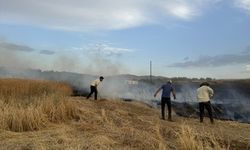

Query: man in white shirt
[[87, 76, 104, 100], [197, 82, 214, 123]]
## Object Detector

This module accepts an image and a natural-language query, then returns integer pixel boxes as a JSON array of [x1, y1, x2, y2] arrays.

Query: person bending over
[[154, 80, 176, 121], [87, 76, 104, 100]]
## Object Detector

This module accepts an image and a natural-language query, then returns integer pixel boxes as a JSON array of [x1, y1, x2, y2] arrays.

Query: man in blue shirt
[[154, 80, 176, 121]]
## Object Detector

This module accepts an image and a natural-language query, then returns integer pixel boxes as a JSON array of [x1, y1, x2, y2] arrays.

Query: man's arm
[[154, 87, 162, 97], [208, 87, 214, 98], [172, 89, 176, 99]]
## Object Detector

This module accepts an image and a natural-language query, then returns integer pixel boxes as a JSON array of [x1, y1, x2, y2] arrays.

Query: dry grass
[[0, 78, 249, 149], [0, 78, 79, 132], [177, 123, 231, 150], [0, 101, 47, 132], [0, 78, 72, 104]]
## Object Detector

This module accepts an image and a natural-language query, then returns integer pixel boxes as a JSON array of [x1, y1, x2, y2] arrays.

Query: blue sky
[[0, 0, 250, 79]]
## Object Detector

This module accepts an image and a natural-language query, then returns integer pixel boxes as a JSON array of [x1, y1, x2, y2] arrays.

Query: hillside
[[0, 79, 250, 150]]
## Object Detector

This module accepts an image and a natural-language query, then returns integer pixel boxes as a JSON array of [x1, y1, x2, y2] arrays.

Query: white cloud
[[168, 47, 250, 68], [78, 42, 133, 57], [234, 0, 250, 13], [246, 64, 250, 71], [162, 1, 199, 20], [39, 50, 55, 55], [0, 0, 220, 31]]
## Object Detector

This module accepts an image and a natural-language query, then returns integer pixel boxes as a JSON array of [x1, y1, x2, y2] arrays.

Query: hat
[[100, 76, 104, 80], [200, 82, 209, 87]]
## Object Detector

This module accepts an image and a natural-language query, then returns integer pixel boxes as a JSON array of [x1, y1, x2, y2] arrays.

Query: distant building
[[125, 80, 139, 85]]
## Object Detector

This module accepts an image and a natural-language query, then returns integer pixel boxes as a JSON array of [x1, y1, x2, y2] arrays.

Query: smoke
[[1, 65, 250, 123], [84, 54, 128, 76], [52, 44, 130, 75], [211, 88, 250, 123], [107, 79, 250, 123], [1, 40, 250, 123], [177, 83, 197, 103], [53, 54, 80, 73], [170, 82, 250, 123], [0, 44, 34, 69], [0, 41, 35, 52], [67, 42, 133, 76], [0, 40, 49, 70], [100, 78, 158, 101], [0, 40, 131, 76], [0, 40, 133, 97]]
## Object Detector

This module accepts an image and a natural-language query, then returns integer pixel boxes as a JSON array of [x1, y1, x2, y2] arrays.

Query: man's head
[[167, 80, 172, 84], [100, 76, 104, 81]]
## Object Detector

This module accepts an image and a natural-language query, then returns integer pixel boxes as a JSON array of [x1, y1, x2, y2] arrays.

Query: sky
[[0, 0, 250, 79]]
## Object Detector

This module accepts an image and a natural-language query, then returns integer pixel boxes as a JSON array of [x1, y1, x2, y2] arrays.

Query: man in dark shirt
[[154, 80, 176, 121]]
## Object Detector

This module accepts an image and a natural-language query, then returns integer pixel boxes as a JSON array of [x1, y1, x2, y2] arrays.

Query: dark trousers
[[161, 97, 171, 120], [199, 101, 214, 123], [87, 86, 97, 100]]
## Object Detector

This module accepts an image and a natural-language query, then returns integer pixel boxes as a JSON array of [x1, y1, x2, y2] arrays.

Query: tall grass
[[177, 123, 230, 150], [0, 78, 72, 103], [0, 78, 79, 132]]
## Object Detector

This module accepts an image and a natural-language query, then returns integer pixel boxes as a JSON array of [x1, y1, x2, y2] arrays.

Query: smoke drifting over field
[[0, 65, 250, 123], [100, 79, 250, 123], [1, 35, 249, 125], [0, 40, 130, 76]]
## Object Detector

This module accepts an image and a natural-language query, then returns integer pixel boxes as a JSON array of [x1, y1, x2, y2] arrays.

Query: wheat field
[[0, 78, 79, 132], [0, 78, 249, 150]]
